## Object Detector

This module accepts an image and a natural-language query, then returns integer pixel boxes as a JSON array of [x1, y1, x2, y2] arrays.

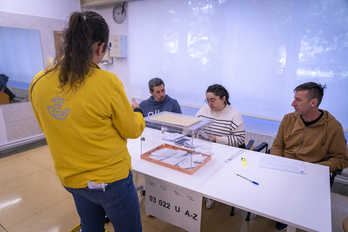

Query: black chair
[[245, 140, 254, 150], [330, 169, 342, 188], [238, 139, 254, 150], [327, 155, 343, 188], [230, 142, 269, 221], [252, 142, 268, 153]]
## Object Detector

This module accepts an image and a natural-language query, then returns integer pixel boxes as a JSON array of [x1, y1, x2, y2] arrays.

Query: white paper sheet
[[162, 133, 185, 141], [176, 154, 207, 169], [177, 157, 197, 169], [149, 148, 207, 169], [162, 156, 189, 166], [151, 148, 187, 157], [192, 154, 206, 163], [182, 140, 213, 155], [259, 155, 306, 175], [183, 139, 207, 149]]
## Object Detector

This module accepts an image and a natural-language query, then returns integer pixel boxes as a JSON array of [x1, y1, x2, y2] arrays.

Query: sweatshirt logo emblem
[[148, 110, 160, 117], [47, 96, 69, 120]]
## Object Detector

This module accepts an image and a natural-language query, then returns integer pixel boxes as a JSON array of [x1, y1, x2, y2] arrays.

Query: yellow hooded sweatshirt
[[29, 63, 145, 188]]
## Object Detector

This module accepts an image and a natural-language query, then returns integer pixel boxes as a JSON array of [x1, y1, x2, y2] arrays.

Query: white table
[[128, 135, 239, 232], [198, 149, 331, 232], [127, 132, 331, 232], [128, 135, 240, 191]]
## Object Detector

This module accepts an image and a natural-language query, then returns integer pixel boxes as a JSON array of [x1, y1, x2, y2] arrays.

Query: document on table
[[259, 155, 306, 175], [149, 148, 206, 169], [162, 133, 185, 141], [183, 139, 213, 155], [150, 148, 187, 159], [176, 154, 206, 169], [183, 140, 205, 148], [148, 113, 202, 127]]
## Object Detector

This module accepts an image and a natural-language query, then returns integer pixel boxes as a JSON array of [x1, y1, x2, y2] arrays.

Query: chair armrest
[[245, 140, 254, 150], [253, 142, 268, 152]]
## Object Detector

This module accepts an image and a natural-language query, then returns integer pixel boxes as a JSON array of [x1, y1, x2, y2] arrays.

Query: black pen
[[236, 174, 259, 185]]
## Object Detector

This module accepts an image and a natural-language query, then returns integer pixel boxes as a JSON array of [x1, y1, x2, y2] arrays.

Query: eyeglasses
[[205, 98, 217, 104], [98, 42, 110, 52]]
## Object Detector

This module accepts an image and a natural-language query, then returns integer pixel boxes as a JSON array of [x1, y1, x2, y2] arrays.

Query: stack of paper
[[183, 140, 205, 148], [149, 148, 186, 160], [148, 113, 202, 127], [176, 154, 206, 169], [183, 139, 213, 155], [162, 133, 185, 142], [149, 148, 206, 170]]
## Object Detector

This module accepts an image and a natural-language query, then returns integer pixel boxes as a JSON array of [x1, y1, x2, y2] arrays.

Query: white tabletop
[[198, 150, 331, 232], [127, 130, 331, 232], [127, 136, 240, 191]]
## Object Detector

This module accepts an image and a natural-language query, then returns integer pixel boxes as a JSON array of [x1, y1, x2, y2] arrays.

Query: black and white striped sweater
[[196, 105, 245, 147]]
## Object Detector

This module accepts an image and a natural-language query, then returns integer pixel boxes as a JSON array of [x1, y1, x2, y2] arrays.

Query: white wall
[[0, 0, 81, 20], [84, 4, 132, 98]]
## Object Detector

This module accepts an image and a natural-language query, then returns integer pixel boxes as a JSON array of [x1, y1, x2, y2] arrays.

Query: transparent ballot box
[[140, 111, 213, 175]]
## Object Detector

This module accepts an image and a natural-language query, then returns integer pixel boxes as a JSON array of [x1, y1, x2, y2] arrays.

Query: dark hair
[[206, 84, 231, 105], [52, 11, 109, 93], [148, 77, 165, 92], [294, 82, 326, 107]]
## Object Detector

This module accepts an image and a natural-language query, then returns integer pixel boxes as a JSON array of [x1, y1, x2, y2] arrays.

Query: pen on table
[[241, 157, 247, 166], [236, 174, 259, 185]]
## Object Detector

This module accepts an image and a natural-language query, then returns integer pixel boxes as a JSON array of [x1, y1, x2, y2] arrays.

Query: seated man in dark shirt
[[131, 77, 182, 117]]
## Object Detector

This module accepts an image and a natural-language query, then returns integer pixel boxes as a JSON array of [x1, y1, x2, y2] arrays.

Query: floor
[[0, 145, 347, 232]]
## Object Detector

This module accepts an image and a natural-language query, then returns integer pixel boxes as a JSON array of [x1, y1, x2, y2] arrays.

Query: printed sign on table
[[145, 175, 202, 232]]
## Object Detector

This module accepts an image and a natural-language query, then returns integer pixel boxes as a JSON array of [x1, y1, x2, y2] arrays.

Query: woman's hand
[[208, 134, 216, 142]]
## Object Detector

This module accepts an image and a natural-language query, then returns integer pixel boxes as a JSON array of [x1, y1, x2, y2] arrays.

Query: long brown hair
[[52, 11, 109, 93]]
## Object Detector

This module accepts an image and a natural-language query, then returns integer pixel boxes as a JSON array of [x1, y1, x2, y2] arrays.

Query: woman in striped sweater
[[196, 84, 245, 147], [196, 84, 246, 208]]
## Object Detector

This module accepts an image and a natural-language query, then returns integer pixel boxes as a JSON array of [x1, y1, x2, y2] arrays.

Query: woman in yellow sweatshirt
[[29, 11, 145, 232]]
